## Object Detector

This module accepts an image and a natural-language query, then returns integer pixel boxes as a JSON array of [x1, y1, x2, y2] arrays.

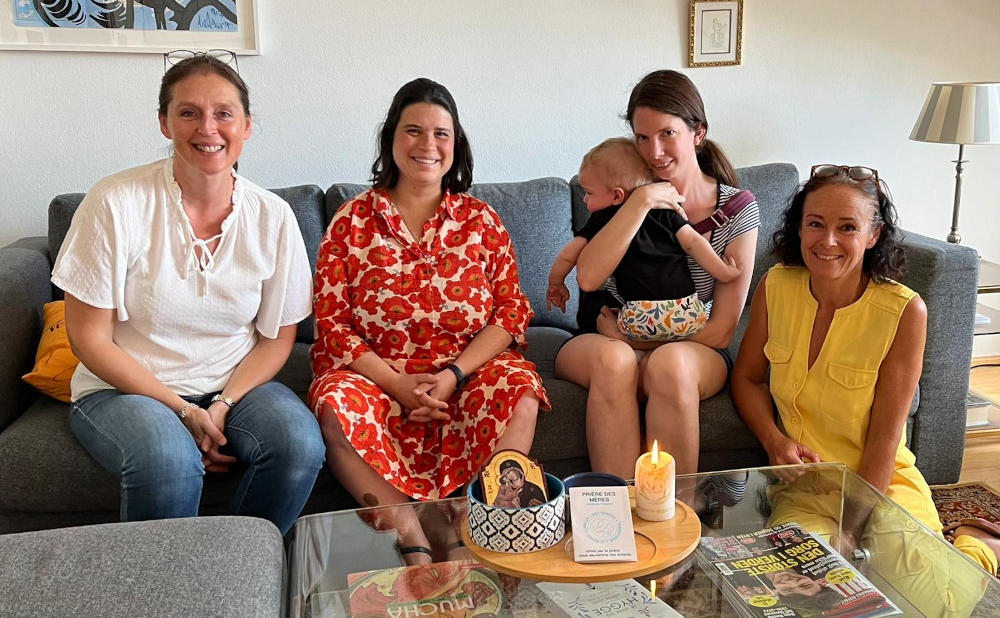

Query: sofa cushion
[[470, 178, 578, 331], [270, 185, 326, 344], [0, 517, 283, 618], [21, 301, 78, 403], [0, 245, 52, 432], [0, 397, 118, 512], [47, 193, 85, 274], [735, 163, 800, 302]]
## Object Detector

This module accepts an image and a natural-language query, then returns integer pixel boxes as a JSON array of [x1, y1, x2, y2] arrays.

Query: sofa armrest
[[0, 240, 53, 431], [897, 230, 978, 484]]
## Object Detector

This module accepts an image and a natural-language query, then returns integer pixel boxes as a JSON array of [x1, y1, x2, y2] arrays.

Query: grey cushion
[[0, 246, 52, 431], [47, 194, 84, 273], [324, 183, 367, 221], [268, 185, 326, 344], [0, 516, 283, 618], [735, 163, 800, 301], [0, 397, 119, 513], [469, 178, 578, 330]]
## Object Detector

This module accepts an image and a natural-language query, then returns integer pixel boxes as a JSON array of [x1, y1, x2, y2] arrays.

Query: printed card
[[569, 486, 637, 563]]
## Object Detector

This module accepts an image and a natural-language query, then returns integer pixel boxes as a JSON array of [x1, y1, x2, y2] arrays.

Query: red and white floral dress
[[308, 188, 550, 500]]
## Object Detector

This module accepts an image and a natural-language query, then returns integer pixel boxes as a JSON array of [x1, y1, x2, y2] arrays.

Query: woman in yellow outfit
[[732, 165, 998, 615]]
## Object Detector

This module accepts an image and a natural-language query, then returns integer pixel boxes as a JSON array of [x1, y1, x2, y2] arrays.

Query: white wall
[[2, 0, 999, 262]]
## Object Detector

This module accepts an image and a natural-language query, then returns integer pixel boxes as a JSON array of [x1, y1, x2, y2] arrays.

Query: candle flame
[[650, 578, 657, 596], [651, 440, 659, 465]]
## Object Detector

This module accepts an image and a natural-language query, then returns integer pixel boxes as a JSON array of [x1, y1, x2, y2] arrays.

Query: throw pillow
[[22, 301, 79, 402]]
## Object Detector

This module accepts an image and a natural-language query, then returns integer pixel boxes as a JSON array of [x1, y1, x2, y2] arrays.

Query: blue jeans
[[70, 381, 324, 535]]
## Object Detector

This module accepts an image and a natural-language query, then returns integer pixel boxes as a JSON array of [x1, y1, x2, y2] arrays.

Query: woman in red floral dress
[[309, 78, 550, 559]]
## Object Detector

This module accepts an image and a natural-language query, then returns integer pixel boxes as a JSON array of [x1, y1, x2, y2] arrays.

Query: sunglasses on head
[[810, 164, 879, 185], [163, 49, 239, 74]]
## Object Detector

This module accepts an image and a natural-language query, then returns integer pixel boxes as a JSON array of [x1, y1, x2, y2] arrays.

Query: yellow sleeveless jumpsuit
[[763, 265, 994, 615]]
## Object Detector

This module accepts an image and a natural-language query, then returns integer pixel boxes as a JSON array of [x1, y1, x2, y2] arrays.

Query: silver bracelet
[[176, 401, 198, 420]]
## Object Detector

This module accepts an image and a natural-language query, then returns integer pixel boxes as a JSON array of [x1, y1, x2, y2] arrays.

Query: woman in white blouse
[[52, 52, 324, 535]]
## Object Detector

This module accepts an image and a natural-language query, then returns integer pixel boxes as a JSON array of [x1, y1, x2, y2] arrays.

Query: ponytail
[[697, 138, 740, 188]]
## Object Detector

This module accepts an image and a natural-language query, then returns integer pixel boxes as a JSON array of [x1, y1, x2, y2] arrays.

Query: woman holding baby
[[555, 70, 760, 478]]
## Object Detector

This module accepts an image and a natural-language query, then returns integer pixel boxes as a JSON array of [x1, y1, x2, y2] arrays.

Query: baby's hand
[[635, 182, 686, 216], [718, 254, 741, 283], [546, 282, 570, 312]]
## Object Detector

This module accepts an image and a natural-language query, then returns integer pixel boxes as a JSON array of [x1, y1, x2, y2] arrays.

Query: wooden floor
[[959, 356, 1000, 487]]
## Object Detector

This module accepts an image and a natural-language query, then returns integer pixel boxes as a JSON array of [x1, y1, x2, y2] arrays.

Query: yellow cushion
[[22, 301, 79, 403]]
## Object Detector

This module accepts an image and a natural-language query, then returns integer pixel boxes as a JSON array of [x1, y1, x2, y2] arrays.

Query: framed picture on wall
[[689, 0, 743, 67], [0, 0, 259, 54]]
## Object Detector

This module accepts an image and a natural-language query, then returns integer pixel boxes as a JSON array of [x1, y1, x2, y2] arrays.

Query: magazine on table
[[698, 522, 900, 618], [345, 559, 506, 617]]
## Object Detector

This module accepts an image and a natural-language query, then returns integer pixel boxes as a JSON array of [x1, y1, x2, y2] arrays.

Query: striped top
[[687, 183, 760, 307]]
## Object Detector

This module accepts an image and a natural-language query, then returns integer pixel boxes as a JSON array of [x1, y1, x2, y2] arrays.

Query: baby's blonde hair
[[580, 137, 655, 193]]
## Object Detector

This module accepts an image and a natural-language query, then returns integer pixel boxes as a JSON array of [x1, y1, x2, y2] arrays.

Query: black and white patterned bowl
[[467, 474, 566, 553]]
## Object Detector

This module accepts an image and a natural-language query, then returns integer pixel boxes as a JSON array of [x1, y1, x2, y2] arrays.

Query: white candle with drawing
[[634, 440, 675, 521]]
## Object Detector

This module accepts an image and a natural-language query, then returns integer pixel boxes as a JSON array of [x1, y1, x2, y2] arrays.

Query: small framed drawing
[[0, 0, 259, 54], [479, 449, 548, 509], [689, 0, 743, 67]]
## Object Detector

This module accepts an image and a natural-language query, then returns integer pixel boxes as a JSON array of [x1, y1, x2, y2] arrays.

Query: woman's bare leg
[[493, 392, 539, 453], [642, 341, 727, 475], [556, 334, 642, 478], [318, 406, 431, 564]]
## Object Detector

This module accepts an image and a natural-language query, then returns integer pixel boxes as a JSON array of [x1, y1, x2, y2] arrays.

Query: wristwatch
[[445, 363, 470, 390], [211, 393, 235, 409]]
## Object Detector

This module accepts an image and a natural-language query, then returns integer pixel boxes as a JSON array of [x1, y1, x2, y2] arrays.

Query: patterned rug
[[930, 482, 1000, 527]]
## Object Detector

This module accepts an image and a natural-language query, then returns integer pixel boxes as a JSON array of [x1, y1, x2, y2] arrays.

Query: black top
[[575, 206, 695, 333]]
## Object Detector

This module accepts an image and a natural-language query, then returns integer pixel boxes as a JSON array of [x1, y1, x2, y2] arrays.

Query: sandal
[[942, 517, 1000, 543]]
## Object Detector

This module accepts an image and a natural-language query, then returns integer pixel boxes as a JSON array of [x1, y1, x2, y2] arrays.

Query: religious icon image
[[479, 449, 548, 508]]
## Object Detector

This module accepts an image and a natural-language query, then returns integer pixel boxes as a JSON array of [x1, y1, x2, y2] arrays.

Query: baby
[[547, 137, 739, 341]]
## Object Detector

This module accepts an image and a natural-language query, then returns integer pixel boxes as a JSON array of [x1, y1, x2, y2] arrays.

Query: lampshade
[[910, 81, 1000, 145]]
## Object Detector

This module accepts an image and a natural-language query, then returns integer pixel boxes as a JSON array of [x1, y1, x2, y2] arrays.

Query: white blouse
[[52, 158, 312, 400]]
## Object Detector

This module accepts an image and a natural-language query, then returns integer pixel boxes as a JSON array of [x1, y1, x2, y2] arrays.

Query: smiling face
[[391, 102, 455, 192], [769, 571, 823, 597], [799, 184, 881, 282], [158, 72, 251, 184], [631, 106, 704, 182]]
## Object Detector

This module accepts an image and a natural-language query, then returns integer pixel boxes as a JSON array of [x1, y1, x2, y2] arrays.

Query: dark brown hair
[[771, 170, 905, 282], [371, 78, 473, 193], [158, 55, 249, 116], [624, 70, 739, 187]]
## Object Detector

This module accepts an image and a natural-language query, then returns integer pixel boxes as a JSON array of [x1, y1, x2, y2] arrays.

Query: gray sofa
[[0, 162, 978, 534]]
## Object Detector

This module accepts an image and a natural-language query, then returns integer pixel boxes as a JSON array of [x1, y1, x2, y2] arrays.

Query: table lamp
[[909, 81, 1000, 244]]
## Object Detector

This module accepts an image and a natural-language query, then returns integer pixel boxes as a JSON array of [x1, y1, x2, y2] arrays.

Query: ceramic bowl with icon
[[467, 473, 566, 553]]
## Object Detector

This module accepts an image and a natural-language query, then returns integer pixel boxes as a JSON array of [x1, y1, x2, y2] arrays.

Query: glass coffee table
[[287, 463, 1000, 617]]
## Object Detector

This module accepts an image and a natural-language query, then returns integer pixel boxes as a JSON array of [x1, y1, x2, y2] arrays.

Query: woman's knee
[[511, 392, 539, 425], [589, 340, 639, 383], [233, 382, 325, 465], [643, 347, 698, 403], [318, 405, 355, 454]]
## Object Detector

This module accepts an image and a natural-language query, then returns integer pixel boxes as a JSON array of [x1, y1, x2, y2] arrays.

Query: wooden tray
[[460, 495, 700, 583]]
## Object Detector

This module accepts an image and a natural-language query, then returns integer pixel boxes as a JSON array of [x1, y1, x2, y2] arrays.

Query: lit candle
[[634, 440, 675, 521]]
